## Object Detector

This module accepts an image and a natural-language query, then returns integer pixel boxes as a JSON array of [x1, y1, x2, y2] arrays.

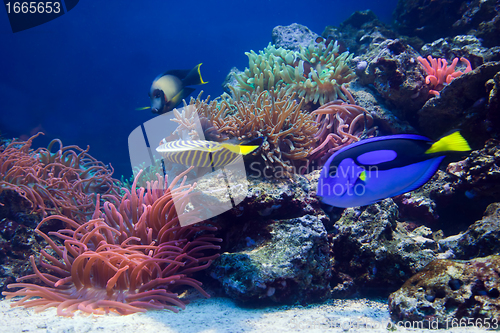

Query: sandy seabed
[[0, 296, 494, 333]]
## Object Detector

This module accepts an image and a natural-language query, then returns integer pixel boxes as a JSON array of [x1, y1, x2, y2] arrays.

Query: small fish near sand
[[157, 137, 263, 168], [142, 63, 207, 115], [317, 131, 471, 208]]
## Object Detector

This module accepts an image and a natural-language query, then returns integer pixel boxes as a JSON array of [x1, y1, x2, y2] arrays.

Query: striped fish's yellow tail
[[425, 131, 471, 154], [221, 137, 264, 155], [221, 143, 259, 155]]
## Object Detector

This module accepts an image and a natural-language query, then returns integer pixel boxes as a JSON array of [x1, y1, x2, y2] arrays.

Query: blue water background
[[0, 0, 397, 178]]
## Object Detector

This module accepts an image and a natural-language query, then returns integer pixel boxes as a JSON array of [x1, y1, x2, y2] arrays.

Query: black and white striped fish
[[156, 138, 263, 168]]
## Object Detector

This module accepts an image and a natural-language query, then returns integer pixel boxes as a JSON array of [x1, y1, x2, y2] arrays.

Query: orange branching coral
[[174, 89, 318, 177], [2, 168, 221, 316], [309, 87, 376, 165], [417, 55, 472, 96], [0, 133, 119, 220], [219, 89, 319, 175]]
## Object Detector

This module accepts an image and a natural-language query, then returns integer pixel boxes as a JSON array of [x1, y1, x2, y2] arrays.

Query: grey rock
[[330, 199, 437, 295], [0, 190, 47, 295], [439, 202, 500, 259], [394, 191, 439, 224], [340, 10, 378, 29], [222, 67, 243, 95], [209, 214, 331, 303], [389, 254, 500, 327], [322, 11, 397, 56], [417, 61, 500, 142], [215, 174, 321, 225], [420, 35, 490, 68], [271, 23, 319, 52], [394, 0, 499, 45], [446, 139, 500, 200], [357, 39, 430, 116], [347, 81, 416, 135]]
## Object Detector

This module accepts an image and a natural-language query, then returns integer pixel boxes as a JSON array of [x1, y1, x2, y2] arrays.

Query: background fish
[[157, 138, 263, 168], [317, 131, 471, 208], [148, 63, 207, 115]]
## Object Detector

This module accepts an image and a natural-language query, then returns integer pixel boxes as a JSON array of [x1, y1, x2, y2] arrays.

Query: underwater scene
[[1, 0, 500, 332]]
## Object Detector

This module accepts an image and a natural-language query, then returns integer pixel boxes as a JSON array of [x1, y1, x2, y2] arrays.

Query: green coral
[[122, 159, 165, 190], [234, 40, 356, 105]]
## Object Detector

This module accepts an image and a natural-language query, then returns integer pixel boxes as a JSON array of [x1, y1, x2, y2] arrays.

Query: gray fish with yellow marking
[[156, 138, 263, 168], [148, 63, 207, 115]]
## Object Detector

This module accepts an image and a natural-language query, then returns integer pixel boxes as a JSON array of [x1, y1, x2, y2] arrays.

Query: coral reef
[[159, 10, 500, 328], [3, 8, 500, 325], [198, 151, 500, 305], [2, 169, 221, 316], [175, 19, 500, 308], [417, 55, 472, 96], [198, 171, 329, 304], [389, 255, 500, 328], [233, 40, 356, 104], [178, 86, 376, 175]]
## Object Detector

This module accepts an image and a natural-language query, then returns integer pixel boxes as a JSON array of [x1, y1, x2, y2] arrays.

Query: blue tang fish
[[317, 131, 470, 208]]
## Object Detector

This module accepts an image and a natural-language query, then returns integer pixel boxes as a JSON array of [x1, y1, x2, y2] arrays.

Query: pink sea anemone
[[309, 87, 376, 166], [2, 169, 221, 316], [0, 133, 120, 221], [417, 55, 472, 96]]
